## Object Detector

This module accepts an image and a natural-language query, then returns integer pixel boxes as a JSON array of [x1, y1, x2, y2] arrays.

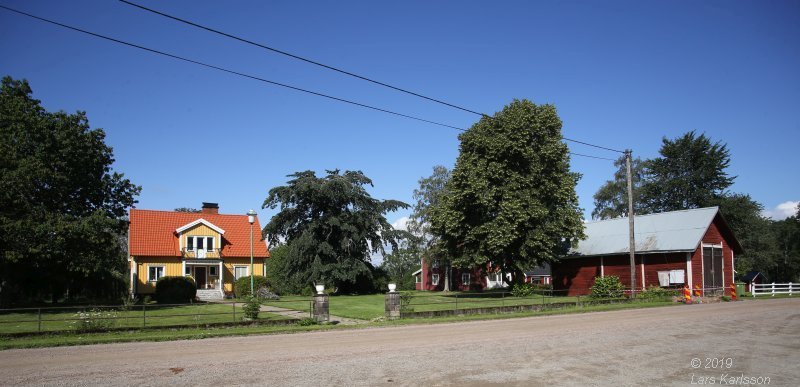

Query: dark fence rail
[[0, 300, 304, 336], [396, 287, 679, 318]]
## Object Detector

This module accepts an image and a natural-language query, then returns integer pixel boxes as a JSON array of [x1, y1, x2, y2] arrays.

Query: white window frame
[[234, 265, 249, 280], [148, 266, 165, 282], [415, 275, 422, 284], [186, 235, 215, 252], [432, 273, 440, 286], [209, 266, 218, 276], [462, 273, 470, 285]]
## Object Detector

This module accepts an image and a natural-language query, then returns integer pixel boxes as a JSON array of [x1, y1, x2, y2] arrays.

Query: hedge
[[155, 276, 196, 303], [234, 275, 272, 298]]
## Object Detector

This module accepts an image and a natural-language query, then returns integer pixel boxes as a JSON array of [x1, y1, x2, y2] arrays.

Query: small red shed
[[740, 271, 767, 294], [552, 207, 743, 296]]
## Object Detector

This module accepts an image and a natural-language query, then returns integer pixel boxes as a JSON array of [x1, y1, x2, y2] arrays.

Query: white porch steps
[[196, 289, 223, 301]]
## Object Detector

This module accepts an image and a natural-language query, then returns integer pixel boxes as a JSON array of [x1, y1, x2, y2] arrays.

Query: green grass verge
[[743, 293, 796, 300], [0, 299, 678, 350]]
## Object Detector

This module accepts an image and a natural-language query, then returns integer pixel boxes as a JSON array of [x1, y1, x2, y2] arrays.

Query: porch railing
[[181, 248, 221, 259]]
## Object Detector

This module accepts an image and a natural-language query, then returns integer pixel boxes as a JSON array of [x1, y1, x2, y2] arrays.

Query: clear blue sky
[[2, 0, 798, 228]]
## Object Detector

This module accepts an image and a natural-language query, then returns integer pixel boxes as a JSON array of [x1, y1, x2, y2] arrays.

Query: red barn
[[552, 207, 743, 296]]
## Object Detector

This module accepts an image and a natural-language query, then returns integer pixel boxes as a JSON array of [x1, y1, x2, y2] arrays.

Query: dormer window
[[187, 236, 214, 251]]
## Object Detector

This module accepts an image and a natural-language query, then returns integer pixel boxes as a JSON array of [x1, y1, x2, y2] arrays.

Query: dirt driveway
[[1, 298, 798, 386]]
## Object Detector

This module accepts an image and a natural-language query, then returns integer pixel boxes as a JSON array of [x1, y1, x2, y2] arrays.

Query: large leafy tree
[[0, 76, 140, 306], [771, 205, 800, 282], [711, 194, 777, 275], [642, 131, 735, 212], [407, 165, 453, 290], [430, 99, 585, 285], [408, 165, 451, 246], [591, 155, 646, 220], [263, 170, 409, 291], [379, 238, 420, 291]]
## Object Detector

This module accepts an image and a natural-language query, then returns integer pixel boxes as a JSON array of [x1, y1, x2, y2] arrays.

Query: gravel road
[[1, 298, 798, 386]]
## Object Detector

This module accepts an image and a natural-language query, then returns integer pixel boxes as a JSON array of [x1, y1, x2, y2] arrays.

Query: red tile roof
[[129, 209, 270, 258]]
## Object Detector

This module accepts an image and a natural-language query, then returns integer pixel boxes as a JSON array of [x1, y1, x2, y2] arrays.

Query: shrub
[[591, 276, 624, 299], [638, 286, 679, 301], [155, 276, 196, 303], [242, 297, 261, 320], [531, 283, 553, 291], [399, 291, 414, 312], [511, 283, 535, 298], [72, 308, 117, 332], [119, 295, 139, 311], [234, 276, 272, 298], [297, 317, 319, 326]]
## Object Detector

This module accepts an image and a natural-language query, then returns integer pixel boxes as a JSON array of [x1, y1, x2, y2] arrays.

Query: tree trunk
[[443, 264, 451, 292], [509, 267, 525, 288]]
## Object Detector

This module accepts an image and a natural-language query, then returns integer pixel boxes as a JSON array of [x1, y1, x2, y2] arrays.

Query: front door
[[702, 246, 723, 295], [195, 266, 207, 289]]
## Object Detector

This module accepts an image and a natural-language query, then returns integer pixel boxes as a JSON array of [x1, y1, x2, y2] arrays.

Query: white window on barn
[[432, 274, 440, 286], [415, 275, 421, 284], [462, 273, 470, 285], [234, 266, 249, 280], [148, 266, 165, 282], [491, 272, 503, 283]]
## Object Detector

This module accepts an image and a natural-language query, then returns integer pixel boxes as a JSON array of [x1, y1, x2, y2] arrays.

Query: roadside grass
[[744, 293, 796, 299], [0, 303, 289, 335], [0, 322, 340, 350], [0, 299, 679, 350]]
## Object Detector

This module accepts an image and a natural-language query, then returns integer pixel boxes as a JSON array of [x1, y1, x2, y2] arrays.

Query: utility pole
[[626, 149, 637, 297], [247, 209, 256, 296]]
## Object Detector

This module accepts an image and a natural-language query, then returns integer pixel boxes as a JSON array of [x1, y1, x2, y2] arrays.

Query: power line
[[118, 0, 486, 117], [118, 0, 625, 154], [568, 152, 616, 161], [0, 5, 462, 131], [1, 5, 617, 162], [561, 138, 623, 153]]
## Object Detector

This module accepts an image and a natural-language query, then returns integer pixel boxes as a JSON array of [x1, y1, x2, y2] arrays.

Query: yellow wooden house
[[128, 203, 270, 300]]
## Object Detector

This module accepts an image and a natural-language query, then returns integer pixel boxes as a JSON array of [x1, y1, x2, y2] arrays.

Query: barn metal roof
[[569, 207, 721, 257]]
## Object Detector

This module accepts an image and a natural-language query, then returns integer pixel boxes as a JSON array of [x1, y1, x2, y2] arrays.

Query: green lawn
[[0, 299, 679, 350], [264, 294, 385, 320], [265, 291, 589, 320], [0, 303, 289, 334]]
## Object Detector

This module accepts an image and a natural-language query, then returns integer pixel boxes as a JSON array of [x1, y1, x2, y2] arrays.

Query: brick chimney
[[201, 202, 219, 214]]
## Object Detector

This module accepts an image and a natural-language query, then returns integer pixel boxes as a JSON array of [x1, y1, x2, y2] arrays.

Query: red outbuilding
[[552, 207, 743, 296]]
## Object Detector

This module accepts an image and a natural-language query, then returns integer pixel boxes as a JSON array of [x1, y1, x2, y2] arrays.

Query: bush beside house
[[155, 276, 196, 303], [590, 276, 624, 299], [234, 276, 272, 298]]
